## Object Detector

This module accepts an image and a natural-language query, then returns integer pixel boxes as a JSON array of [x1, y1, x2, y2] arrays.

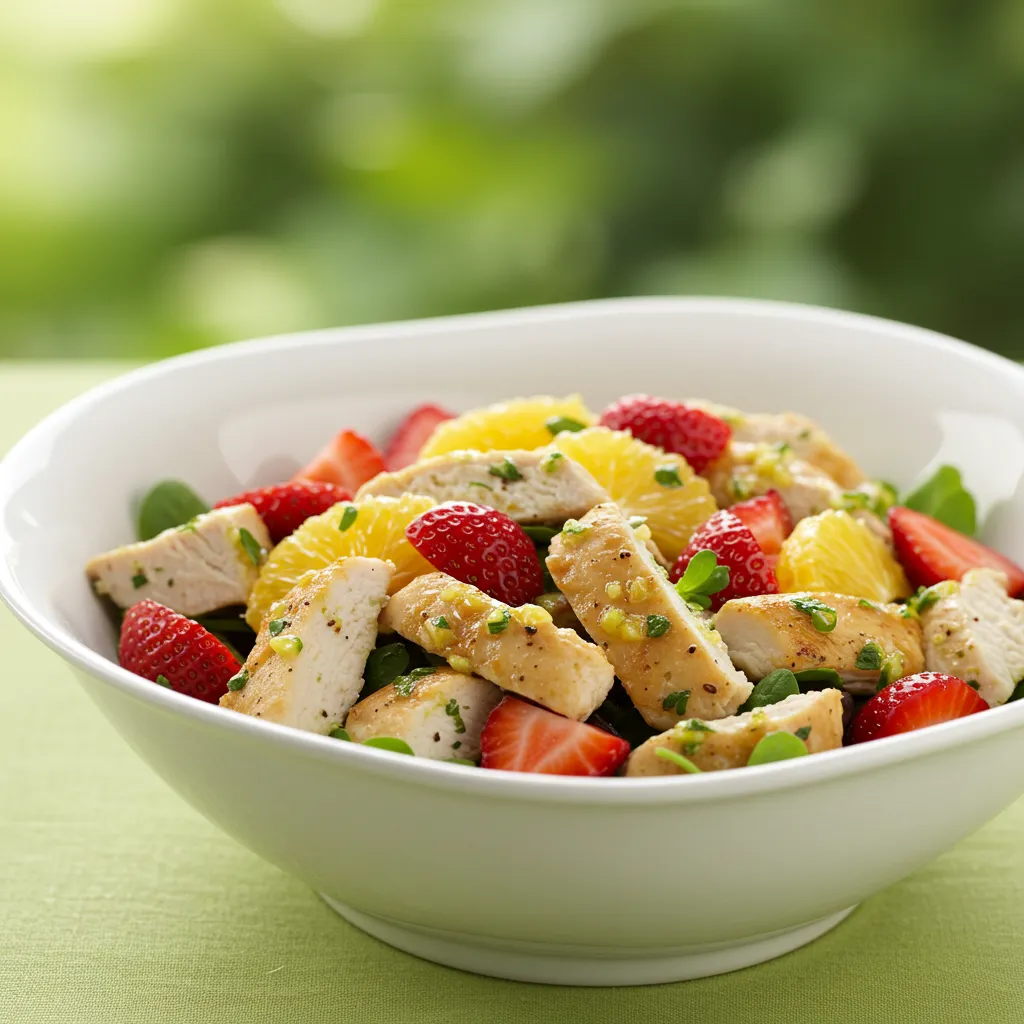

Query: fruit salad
[[86, 394, 1024, 778]]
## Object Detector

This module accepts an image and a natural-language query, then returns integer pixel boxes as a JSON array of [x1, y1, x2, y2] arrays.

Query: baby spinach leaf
[[793, 668, 843, 689], [655, 747, 703, 773], [747, 731, 809, 766], [362, 736, 415, 755], [903, 465, 976, 536], [675, 550, 730, 608], [364, 643, 411, 694], [137, 480, 209, 541], [739, 669, 799, 713]]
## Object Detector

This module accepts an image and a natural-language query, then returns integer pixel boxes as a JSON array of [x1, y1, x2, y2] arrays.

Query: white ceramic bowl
[[4, 298, 1024, 986]]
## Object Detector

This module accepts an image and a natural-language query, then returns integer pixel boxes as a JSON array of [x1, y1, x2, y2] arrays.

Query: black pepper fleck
[[703, 683, 717, 694], [687, 644, 697, 654]]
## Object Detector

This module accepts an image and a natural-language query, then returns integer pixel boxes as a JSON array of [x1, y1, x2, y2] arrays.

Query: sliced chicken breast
[[704, 442, 843, 523], [921, 569, 1024, 707], [715, 592, 924, 693], [545, 502, 752, 729], [356, 449, 609, 524], [346, 668, 501, 761], [689, 401, 864, 488], [380, 572, 614, 720], [220, 556, 392, 732], [86, 504, 271, 617], [625, 688, 844, 776]]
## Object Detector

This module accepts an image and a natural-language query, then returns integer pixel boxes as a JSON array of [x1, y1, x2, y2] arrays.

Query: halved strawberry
[[480, 696, 631, 776], [598, 394, 731, 473], [119, 600, 241, 703], [671, 510, 778, 609], [214, 480, 350, 544], [851, 672, 988, 743], [889, 506, 1024, 596], [730, 490, 793, 555], [384, 403, 455, 470], [406, 501, 544, 605], [293, 428, 386, 492]]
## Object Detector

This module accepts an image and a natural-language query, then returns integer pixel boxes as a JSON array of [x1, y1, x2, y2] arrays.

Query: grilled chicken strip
[[715, 592, 924, 694], [380, 572, 614, 720], [346, 668, 501, 761], [220, 556, 392, 732], [356, 449, 608, 524], [546, 502, 751, 729], [921, 569, 1024, 707], [86, 504, 271, 617], [625, 689, 844, 776]]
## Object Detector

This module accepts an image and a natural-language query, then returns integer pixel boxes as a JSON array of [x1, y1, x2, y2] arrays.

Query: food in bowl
[[85, 392, 1024, 779]]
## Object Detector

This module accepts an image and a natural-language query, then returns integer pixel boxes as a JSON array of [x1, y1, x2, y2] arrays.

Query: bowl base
[[319, 895, 856, 985]]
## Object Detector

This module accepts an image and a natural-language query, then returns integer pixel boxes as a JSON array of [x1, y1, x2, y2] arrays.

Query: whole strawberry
[[405, 502, 545, 605], [214, 480, 349, 544], [598, 395, 730, 473], [671, 509, 778, 609], [119, 600, 241, 703]]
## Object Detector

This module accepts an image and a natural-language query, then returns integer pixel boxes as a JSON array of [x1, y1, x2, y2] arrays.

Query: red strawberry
[[889, 506, 1024, 596], [480, 696, 631, 776], [598, 394, 731, 473], [851, 672, 988, 744], [730, 490, 793, 555], [119, 600, 241, 703], [406, 502, 544, 606], [293, 429, 385, 491], [214, 480, 349, 544], [671, 510, 778, 609], [384, 403, 455, 470]]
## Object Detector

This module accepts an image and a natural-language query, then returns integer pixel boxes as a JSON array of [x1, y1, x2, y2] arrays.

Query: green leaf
[[545, 415, 586, 435], [155, 674, 171, 688], [364, 643, 411, 694], [329, 727, 351, 741], [675, 549, 730, 606], [487, 608, 511, 635], [1009, 679, 1024, 703], [661, 690, 690, 715], [794, 725, 812, 741], [444, 698, 466, 733], [522, 525, 559, 543], [137, 480, 209, 541], [268, 618, 288, 637], [855, 641, 885, 671], [654, 464, 683, 488], [791, 596, 837, 632], [338, 504, 359, 531], [903, 465, 977, 536], [362, 736, 415, 755], [739, 669, 799, 712], [655, 747, 703, 773], [488, 456, 523, 482], [876, 650, 905, 691], [131, 572, 148, 589], [645, 614, 671, 638], [793, 668, 843, 688], [747, 731, 809, 766], [226, 668, 249, 691], [237, 527, 264, 566]]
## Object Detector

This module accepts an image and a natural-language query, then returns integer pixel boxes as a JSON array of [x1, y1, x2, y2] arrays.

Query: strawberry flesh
[[851, 672, 988, 743], [405, 501, 544, 606], [118, 600, 241, 703], [214, 480, 349, 544], [293, 428, 385, 491], [598, 394, 731, 473], [480, 696, 631, 776], [889, 505, 1024, 595], [730, 490, 793, 555], [671, 509, 778, 609], [384, 403, 455, 470]]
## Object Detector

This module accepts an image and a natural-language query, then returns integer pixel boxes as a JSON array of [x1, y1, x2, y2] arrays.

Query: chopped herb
[[409, 666, 437, 678], [468, 481, 495, 492], [903, 464, 977, 536], [645, 614, 671, 638], [967, 680, 981, 691], [674, 549, 730, 610], [155, 674, 171, 688], [488, 456, 523, 482], [131, 571, 148, 589], [906, 584, 947, 618], [329, 727, 351, 741], [661, 690, 690, 715], [855, 641, 885, 672], [136, 480, 209, 541], [876, 650, 905, 691], [393, 676, 417, 697], [775, 441, 792, 455], [793, 668, 843, 689], [444, 698, 467, 733], [338, 505, 358, 531], [545, 415, 586, 435], [433, 616, 451, 630], [487, 608, 511, 635], [654, 464, 683, 488], [237, 527, 264, 566], [739, 669, 799, 713], [794, 725, 812, 741], [522, 525, 559, 543], [1009, 679, 1024, 703], [227, 668, 249, 691], [627, 515, 648, 529], [859, 598, 883, 611], [683, 718, 714, 733], [791, 596, 837, 633], [540, 451, 564, 474], [747, 731, 809, 766], [268, 618, 288, 637], [362, 736, 415, 755], [364, 643, 410, 694], [838, 480, 898, 519], [655, 747, 703, 773]]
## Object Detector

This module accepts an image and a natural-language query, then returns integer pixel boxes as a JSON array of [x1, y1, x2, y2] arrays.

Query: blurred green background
[[2, 0, 1023, 359]]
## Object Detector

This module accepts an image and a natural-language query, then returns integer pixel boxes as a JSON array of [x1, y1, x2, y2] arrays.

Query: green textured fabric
[[2, 363, 1024, 1023]]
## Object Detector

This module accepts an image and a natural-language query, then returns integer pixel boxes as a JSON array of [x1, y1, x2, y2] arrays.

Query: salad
[[86, 394, 1024, 778]]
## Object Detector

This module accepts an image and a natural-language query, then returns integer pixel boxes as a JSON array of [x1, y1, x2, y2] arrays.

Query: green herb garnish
[[137, 480, 209, 541], [433, 616, 450, 630], [794, 725, 812, 741], [661, 690, 690, 715], [329, 727, 351, 741], [793, 668, 843, 688], [362, 736, 415, 755], [540, 451, 564, 474], [545, 415, 586, 435], [468, 481, 494, 492], [268, 618, 288, 637], [655, 747, 703, 773], [391, 665, 436, 697], [646, 614, 671, 638], [227, 667, 249, 691], [876, 650, 905, 691], [654, 464, 683, 488], [1009, 679, 1024, 703], [967, 680, 980, 691], [488, 457, 523, 482], [237, 527, 264, 566], [364, 643, 411, 694], [562, 519, 587, 536], [791, 596, 837, 632], [156, 674, 171, 688], [905, 584, 947, 618], [859, 598, 883, 611], [673, 549, 730, 610], [855, 641, 885, 672], [338, 504, 359, 531], [487, 608, 511, 635], [903, 465, 976, 535], [131, 571, 148, 589], [747, 731, 809, 766], [444, 698, 467, 733], [739, 668, 799, 713]]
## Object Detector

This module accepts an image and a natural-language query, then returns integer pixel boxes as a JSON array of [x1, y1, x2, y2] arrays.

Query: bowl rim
[[4, 294, 1024, 806]]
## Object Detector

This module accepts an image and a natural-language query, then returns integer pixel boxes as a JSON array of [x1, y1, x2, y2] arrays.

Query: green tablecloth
[[2, 362, 1024, 1023]]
